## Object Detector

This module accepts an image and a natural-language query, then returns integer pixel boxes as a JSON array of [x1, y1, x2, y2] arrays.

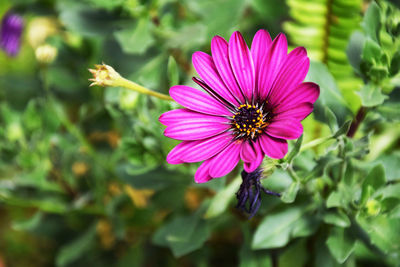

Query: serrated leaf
[[326, 227, 356, 264]]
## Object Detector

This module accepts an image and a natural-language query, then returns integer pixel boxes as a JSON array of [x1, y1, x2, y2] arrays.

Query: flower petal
[[259, 134, 288, 159], [195, 159, 214, 183], [266, 118, 303, 140], [269, 47, 310, 107], [277, 82, 320, 109], [274, 102, 314, 121], [166, 143, 186, 164], [172, 132, 233, 163], [211, 36, 245, 103], [240, 141, 257, 163], [257, 33, 288, 100], [159, 109, 226, 126], [209, 142, 241, 178], [170, 85, 231, 116], [164, 119, 229, 140], [192, 51, 238, 105], [251, 29, 272, 98], [243, 140, 264, 172], [229, 31, 255, 101]]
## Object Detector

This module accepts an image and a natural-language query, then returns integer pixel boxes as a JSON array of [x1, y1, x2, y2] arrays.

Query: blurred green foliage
[[0, 0, 400, 266]]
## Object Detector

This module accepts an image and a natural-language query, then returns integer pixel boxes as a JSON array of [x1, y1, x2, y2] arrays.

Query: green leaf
[[347, 31, 365, 72], [362, 38, 382, 63], [362, 1, 381, 43], [56, 225, 97, 267], [358, 84, 388, 107], [324, 106, 338, 132], [281, 181, 300, 204], [323, 210, 351, 228], [167, 56, 179, 87], [152, 212, 210, 257], [252, 206, 307, 249], [364, 164, 386, 190], [326, 227, 356, 264], [357, 216, 400, 254], [377, 152, 400, 181], [286, 135, 303, 163], [377, 102, 400, 121], [114, 17, 154, 55], [204, 176, 241, 218], [332, 120, 351, 138], [12, 212, 43, 231], [390, 50, 400, 75]]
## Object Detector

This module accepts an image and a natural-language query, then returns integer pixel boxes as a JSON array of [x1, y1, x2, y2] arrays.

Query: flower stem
[[300, 135, 332, 152], [347, 106, 367, 138], [114, 77, 174, 101]]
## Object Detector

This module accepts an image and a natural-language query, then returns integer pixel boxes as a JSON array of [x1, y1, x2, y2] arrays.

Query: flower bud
[[89, 64, 122, 87], [27, 17, 58, 48], [35, 44, 57, 64], [366, 199, 381, 216]]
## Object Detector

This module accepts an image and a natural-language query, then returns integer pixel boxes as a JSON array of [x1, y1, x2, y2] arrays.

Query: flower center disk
[[232, 104, 268, 140]]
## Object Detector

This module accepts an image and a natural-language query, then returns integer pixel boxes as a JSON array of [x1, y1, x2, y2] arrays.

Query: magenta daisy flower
[[160, 30, 319, 183]]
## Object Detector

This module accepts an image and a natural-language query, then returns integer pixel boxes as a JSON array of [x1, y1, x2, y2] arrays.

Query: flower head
[[160, 30, 320, 183], [89, 63, 122, 87], [0, 12, 24, 57]]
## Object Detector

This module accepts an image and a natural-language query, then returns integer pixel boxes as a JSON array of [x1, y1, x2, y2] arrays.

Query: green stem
[[300, 135, 333, 152], [115, 77, 174, 101]]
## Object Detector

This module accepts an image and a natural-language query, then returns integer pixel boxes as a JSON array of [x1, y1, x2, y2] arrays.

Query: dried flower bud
[[88, 63, 122, 87]]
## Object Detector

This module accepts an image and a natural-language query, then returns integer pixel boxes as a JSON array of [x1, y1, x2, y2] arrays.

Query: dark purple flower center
[[231, 104, 271, 140]]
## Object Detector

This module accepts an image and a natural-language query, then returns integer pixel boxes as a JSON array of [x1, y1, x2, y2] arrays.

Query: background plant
[[0, 0, 399, 266]]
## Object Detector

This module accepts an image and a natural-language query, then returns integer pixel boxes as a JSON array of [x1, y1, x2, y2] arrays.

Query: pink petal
[[259, 134, 288, 159], [192, 51, 238, 105], [195, 159, 214, 183], [243, 140, 264, 172], [240, 141, 257, 163], [274, 102, 314, 121], [257, 33, 288, 100], [159, 109, 227, 126], [251, 29, 272, 98], [277, 82, 320, 109], [266, 118, 303, 140], [211, 36, 245, 103], [166, 143, 186, 164], [172, 132, 233, 163], [164, 119, 229, 140], [209, 141, 241, 178], [268, 47, 310, 107], [170, 85, 231, 116], [251, 29, 272, 70], [229, 31, 255, 101]]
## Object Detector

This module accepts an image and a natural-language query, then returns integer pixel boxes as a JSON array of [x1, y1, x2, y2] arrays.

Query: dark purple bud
[[0, 12, 24, 57], [236, 168, 281, 219]]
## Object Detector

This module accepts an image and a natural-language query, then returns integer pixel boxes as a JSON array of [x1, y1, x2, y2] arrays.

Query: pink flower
[[160, 30, 320, 183]]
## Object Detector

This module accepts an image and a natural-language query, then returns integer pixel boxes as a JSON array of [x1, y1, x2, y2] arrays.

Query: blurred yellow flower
[[124, 185, 154, 208]]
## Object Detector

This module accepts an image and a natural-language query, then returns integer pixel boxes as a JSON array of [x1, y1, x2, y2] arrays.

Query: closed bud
[[35, 44, 57, 64]]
